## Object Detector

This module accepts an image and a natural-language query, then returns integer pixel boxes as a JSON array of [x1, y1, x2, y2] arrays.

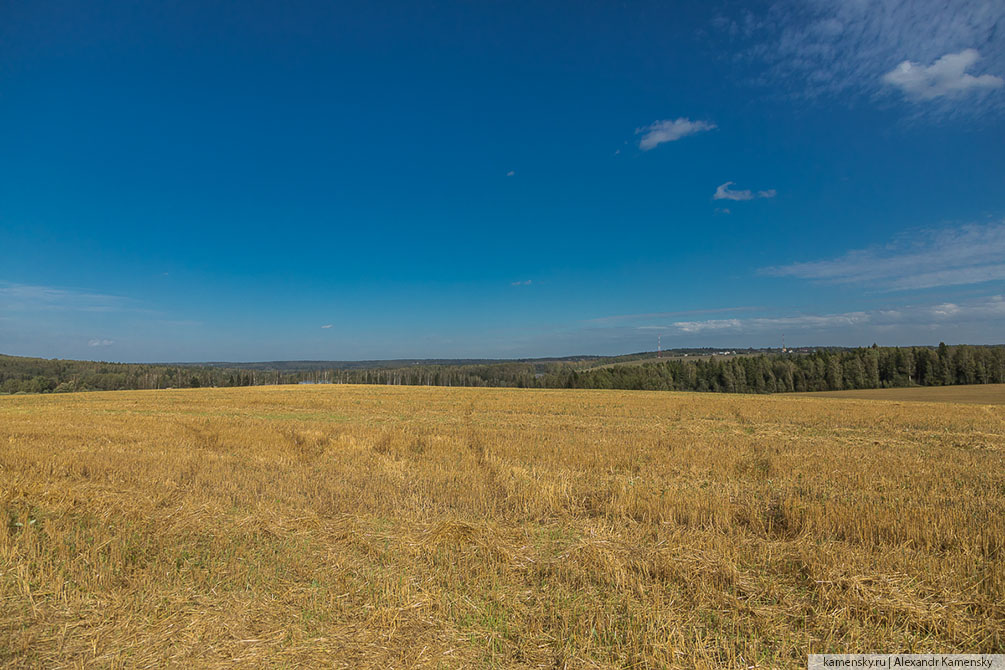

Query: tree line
[[2, 344, 1003, 396], [292, 344, 1005, 393], [548, 344, 1005, 393]]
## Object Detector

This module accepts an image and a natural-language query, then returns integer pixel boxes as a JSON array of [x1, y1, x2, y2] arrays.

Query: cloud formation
[[725, 0, 1005, 116], [657, 295, 1005, 335], [713, 182, 776, 201], [87, 338, 115, 347], [762, 221, 1005, 291], [506, 170, 515, 177], [321, 324, 332, 329], [882, 49, 1003, 101], [637, 118, 715, 151], [510, 280, 532, 286]]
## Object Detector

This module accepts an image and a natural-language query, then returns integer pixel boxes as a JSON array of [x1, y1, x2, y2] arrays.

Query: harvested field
[[788, 383, 1005, 405], [1, 385, 1003, 668]]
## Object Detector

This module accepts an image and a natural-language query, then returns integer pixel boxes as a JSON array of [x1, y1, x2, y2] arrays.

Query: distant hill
[[181, 355, 607, 372], [177, 347, 802, 372]]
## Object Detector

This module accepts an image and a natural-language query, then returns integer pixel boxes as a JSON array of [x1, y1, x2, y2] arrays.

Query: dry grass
[[788, 383, 1005, 405], [1, 385, 1003, 668]]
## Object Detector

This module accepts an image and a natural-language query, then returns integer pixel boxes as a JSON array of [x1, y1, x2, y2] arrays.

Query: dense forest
[[1, 344, 1003, 396], [0, 356, 270, 394]]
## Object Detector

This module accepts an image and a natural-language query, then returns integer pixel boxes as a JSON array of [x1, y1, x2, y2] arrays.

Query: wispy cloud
[[0, 283, 135, 312], [882, 49, 1003, 101], [506, 170, 515, 177], [724, 0, 1005, 117], [636, 118, 715, 151], [664, 313, 870, 335], [588, 306, 760, 325], [510, 280, 533, 286], [321, 324, 333, 329], [762, 222, 1005, 291], [713, 182, 776, 201], [87, 338, 115, 347], [651, 295, 1005, 335]]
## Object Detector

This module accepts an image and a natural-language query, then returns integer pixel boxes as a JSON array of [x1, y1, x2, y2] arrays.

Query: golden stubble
[[1, 385, 1002, 668]]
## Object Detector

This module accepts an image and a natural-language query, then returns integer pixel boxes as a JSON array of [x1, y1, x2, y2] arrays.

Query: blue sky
[[2, 0, 1004, 362]]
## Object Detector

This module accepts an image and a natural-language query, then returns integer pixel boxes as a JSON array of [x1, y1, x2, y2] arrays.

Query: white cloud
[[510, 280, 532, 286], [656, 295, 1005, 335], [637, 118, 716, 151], [321, 324, 333, 329], [762, 221, 1005, 291], [728, 0, 1005, 116], [713, 182, 776, 201], [87, 339, 115, 347], [887, 265, 1005, 291], [882, 49, 1003, 101], [506, 170, 515, 177]]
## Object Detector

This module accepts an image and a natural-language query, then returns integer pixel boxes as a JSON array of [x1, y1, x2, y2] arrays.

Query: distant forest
[[2, 344, 1004, 396]]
